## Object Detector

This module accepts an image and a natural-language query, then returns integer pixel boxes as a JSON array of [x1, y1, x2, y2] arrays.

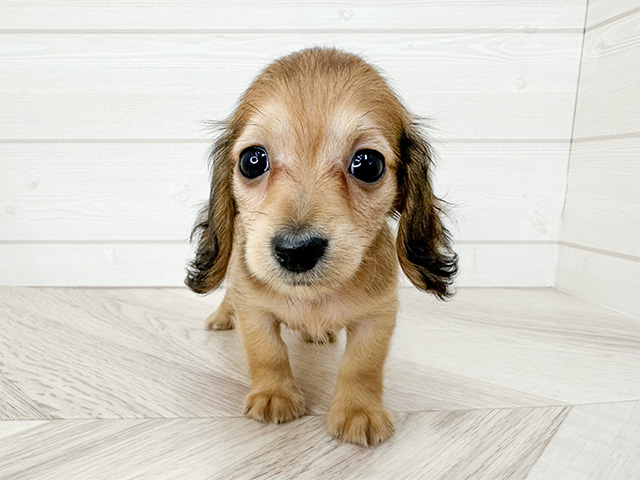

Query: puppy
[[186, 47, 457, 446]]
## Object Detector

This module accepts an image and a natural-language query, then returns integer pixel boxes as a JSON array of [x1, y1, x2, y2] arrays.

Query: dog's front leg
[[237, 305, 305, 424], [328, 313, 395, 446]]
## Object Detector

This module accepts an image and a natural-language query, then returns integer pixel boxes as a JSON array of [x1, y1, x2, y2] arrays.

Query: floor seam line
[[522, 405, 573, 480]]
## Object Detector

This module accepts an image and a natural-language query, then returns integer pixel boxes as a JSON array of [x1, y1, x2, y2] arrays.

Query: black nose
[[272, 233, 328, 273]]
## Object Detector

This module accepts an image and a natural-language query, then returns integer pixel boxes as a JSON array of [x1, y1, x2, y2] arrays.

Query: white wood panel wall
[[0, 1, 587, 287], [556, 4, 640, 317]]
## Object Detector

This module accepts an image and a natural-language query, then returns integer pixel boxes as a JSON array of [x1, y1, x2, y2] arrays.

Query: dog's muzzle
[[272, 232, 328, 274]]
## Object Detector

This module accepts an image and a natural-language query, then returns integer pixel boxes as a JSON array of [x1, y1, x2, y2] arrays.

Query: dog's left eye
[[349, 149, 385, 183], [239, 146, 270, 179]]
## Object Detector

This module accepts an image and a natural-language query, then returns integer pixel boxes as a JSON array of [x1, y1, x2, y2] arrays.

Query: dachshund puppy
[[186, 47, 457, 446]]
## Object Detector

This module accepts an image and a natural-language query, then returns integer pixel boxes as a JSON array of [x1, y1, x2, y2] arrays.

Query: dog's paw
[[244, 387, 306, 424], [301, 331, 336, 344], [205, 309, 234, 331], [327, 404, 394, 446]]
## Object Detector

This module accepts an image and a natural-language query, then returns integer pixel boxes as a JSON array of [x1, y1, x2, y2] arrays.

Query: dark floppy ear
[[185, 125, 236, 294], [395, 123, 458, 298]]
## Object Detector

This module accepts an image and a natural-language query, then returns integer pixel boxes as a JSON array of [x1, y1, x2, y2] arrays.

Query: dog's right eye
[[349, 149, 385, 183], [239, 146, 270, 179]]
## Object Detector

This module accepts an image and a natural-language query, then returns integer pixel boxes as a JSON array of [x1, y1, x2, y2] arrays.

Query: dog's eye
[[239, 146, 270, 179], [349, 149, 385, 183]]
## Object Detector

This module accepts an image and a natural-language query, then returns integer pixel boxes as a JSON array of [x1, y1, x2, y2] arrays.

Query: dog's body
[[186, 48, 457, 446]]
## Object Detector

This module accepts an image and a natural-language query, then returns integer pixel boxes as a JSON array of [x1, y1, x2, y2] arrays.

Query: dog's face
[[232, 75, 401, 294], [187, 48, 457, 297]]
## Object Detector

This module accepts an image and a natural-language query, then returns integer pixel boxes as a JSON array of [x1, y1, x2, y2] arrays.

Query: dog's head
[[186, 47, 457, 298]]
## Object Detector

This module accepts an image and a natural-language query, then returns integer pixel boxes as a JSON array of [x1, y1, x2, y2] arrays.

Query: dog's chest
[[271, 295, 351, 333]]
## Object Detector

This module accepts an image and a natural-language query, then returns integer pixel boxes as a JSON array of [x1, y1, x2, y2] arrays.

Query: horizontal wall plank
[[0, 243, 193, 287], [0, 143, 211, 242], [452, 242, 558, 287], [562, 137, 640, 257], [0, 1, 587, 31], [573, 11, 640, 139], [435, 141, 569, 242], [556, 245, 640, 318], [0, 242, 557, 287], [0, 142, 569, 242], [586, 0, 639, 29], [0, 33, 582, 140]]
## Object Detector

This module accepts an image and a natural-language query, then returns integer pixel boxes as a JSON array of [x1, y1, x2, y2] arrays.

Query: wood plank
[[556, 244, 640, 318], [0, 242, 558, 287], [0, 421, 49, 442], [0, 407, 568, 480], [573, 12, 640, 139], [0, 0, 587, 31], [586, 0, 639, 29], [0, 33, 582, 140], [0, 373, 51, 420], [0, 242, 192, 287], [0, 143, 211, 242], [527, 401, 640, 480], [0, 286, 561, 421], [452, 242, 558, 287], [391, 287, 640, 405], [0, 142, 569, 242], [1, 287, 637, 422], [0, 287, 249, 419], [436, 141, 569, 242], [0, 287, 240, 379], [562, 137, 640, 257]]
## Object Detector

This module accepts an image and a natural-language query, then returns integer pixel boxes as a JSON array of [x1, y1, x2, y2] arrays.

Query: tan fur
[[186, 47, 457, 446]]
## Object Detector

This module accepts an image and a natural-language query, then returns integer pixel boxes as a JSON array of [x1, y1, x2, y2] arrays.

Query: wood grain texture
[[527, 401, 640, 480], [436, 142, 570, 242], [0, 3, 587, 290], [0, 407, 567, 480], [0, 242, 559, 287], [561, 137, 640, 258], [452, 242, 558, 287], [0, 287, 638, 477], [0, 242, 192, 287], [391, 287, 640, 405], [0, 373, 51, 421], [0, 287, 247, 418], [0, 287, 638, 421], [0, 32, 582, 140], [555, 4, 640, 317], [0, 421, 48, 442], [573, 11, 640, 139], [0, 0, 587, 31], [556, 244, 640, 318], [0, 141, 569, 242], [0, 143, 211, 242], [586, 0, 640, 29]]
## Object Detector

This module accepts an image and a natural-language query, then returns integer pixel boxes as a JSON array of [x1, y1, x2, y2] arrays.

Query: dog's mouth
[[276, 268, 325, 288], [289, 277, 315, 287]]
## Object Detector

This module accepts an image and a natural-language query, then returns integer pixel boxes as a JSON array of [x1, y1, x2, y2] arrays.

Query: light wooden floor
[[0, 287, 638, 479]]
